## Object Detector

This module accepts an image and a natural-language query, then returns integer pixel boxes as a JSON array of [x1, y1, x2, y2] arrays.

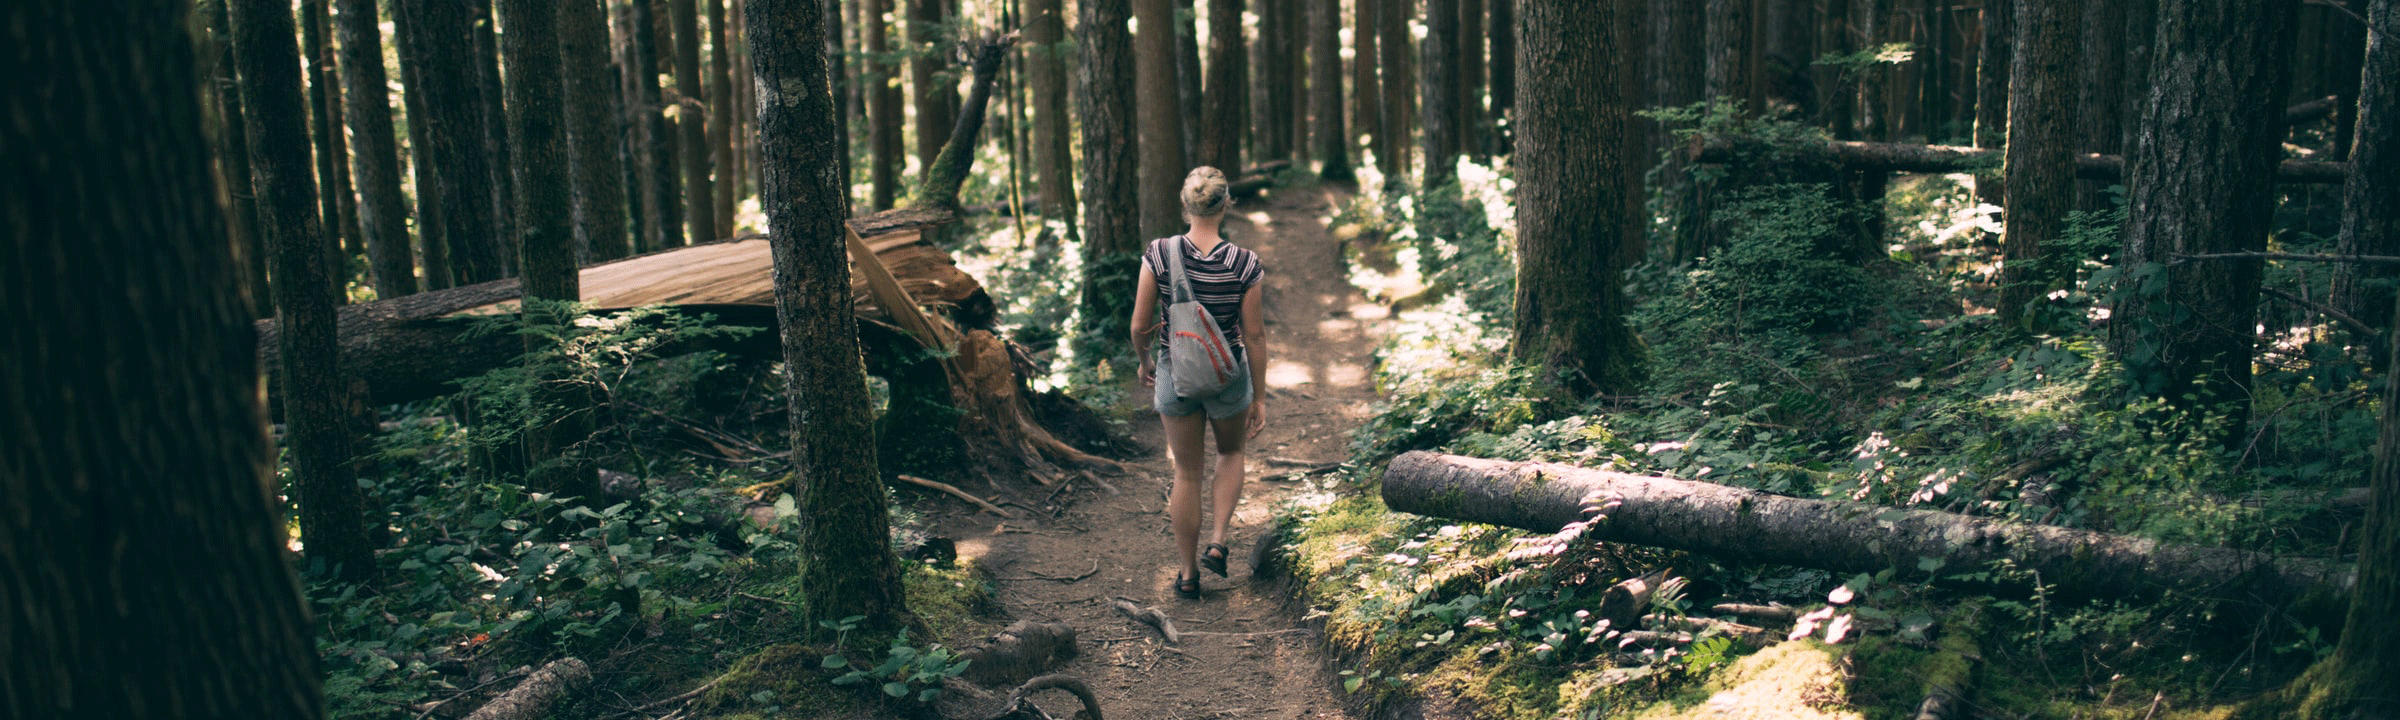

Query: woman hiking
[[1131, 166, 1268, 599]]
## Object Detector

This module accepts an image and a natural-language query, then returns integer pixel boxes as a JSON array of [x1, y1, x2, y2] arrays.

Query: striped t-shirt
[[1144, 235, 1265, 350]]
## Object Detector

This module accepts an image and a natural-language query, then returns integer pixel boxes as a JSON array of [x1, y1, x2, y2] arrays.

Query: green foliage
[[826, 630, 972, 704]]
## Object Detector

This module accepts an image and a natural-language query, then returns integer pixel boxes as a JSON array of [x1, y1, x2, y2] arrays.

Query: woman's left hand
[[1247, 400, 1267, 438]]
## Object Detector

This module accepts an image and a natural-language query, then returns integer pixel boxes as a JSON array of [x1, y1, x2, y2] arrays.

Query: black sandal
[[1175, 572, 1202, 599], [1200, 543, 1230, 578]]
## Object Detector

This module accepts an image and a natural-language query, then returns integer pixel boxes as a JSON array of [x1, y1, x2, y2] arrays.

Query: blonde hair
[[1180, 166, 1232, 219]]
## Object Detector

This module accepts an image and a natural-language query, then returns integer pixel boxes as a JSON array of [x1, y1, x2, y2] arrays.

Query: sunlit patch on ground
[[1631, 642, 1861, 720]]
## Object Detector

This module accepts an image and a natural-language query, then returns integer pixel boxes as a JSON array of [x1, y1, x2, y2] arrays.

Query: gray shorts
[[1154, 347, 1253, 420]]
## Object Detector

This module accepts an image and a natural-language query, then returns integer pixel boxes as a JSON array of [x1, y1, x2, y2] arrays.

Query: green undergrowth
[[1276, 141, 2371, 717]]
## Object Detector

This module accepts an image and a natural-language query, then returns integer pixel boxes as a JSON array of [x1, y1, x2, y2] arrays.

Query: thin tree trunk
[[303, 0, 348, 296], [1282, 0, 1309, 163], [1972, 0, 2010, 209], [1705, 0, 1748, 106], [867, 0, 904, 210], [498, 0, 600, 500], [4, 5, 323, 713], [399, 0, 502, 285], [1381, 452, 2351, 621], [631, 0, 684, 249], [1513, 0, 1643, 398], [1312, 0, 1352, 181], [824, 0, 850, 207], [673, 0, 722, 244], [1379, 0, 1413, 178], [394, 1, 448, 289], [474, 1, 520, 276], [1353, 0, 1384, 168], [1252, 0, 1285, 161], [338, 0, 417, 299], [2073, 0, 2126, 212], [1996, 0, 2075, 331], [564, 0, 632, 261], [1422, 0, 1460, 187], [1135, 0, 1190, 239], [709, 0, 738, 234], [1076, 0, 1144, 363], [1489, 0, 1514, 154], [1027, 0, 1077, 225], [909, 0, 958, 178], [1816, 0, 1854, 137], [1200, 0, 1247, 175], [1458, 0, 1484, 159], [2109, 0, 2298, 431], [202, 0, 273, 314], [749, 0, 912, 636], [231, 0, 374, 582], [1178, 0, 1205, 165], [2333, 0, 2398, 332]]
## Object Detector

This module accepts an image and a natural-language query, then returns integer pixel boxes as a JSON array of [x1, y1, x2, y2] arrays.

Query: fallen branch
[[999, 559, 1102, 583], [1914, 599, 1987, 720], [979, 674, 1105, 720], [1381, 452, 2354, 624], [1707, 603, 1800, 624], [1261, 463, 1342, 482], [2259, 286, 2384, 341], [463, 658, 591, 720], [1111, 598, 1182, 644], [896, 473, 1014, 517]]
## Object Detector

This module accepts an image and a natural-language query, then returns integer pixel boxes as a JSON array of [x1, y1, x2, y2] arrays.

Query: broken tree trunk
[[1380, 452, 2353, 623], [1686, 134, 2348, 184]]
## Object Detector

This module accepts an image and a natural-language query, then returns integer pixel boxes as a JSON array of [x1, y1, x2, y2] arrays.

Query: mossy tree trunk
[[4, 5, 323, 714], [1511, 0, 1644, 398], [750, 0, 912, 636]]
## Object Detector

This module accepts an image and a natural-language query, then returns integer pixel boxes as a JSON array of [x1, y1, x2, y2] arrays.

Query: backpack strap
[[1164, 235, 1197, 304]]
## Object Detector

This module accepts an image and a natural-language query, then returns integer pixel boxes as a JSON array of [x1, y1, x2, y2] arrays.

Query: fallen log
[[1379, 452, 2353, 623], [463, 657, 590, 720], [1686, 134, 2348, 184]]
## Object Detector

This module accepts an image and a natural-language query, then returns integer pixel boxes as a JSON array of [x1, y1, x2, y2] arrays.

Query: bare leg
[[1205, 406, 1251, 553], [1163, 411, 1210, 581]]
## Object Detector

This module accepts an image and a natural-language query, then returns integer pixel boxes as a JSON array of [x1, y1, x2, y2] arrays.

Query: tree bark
[[1199, 0, 1247, 176], [1512, 0, 1644, 398], [303, 0, 349, 297], [1421, 0, 1461, 187], [2072, 0, 2126, 212], [1971, 0, 2009, 209], [499, 0, 600, 500], [1488, 0, 1514, 154], [461, 658, 590, 720], [916, 36, 1015, 209], [1686, 135, 2346, 184], [1179, 0, 1207, 165], [1705, 0, 1750, 108], [751, 0, 913, 636], [1458, 0, 1484, 159], [2108, 0, 2299, 428], [474, 2, 520, 277], [909, 0, 959, 179], [865, 0, 904, 210], [393, 0, 450, 289], [2333, 0, 2400, 333], [3, 6, 323, 715], [673, 0, 723, 245], [1077, 0, 1144, 363], [1381, 452, 2353, 622], [1996, 0, 2076, 331], [232, 0, 374, 582], [564, 0, 633, 262], [630, 0, 685, 249], [403, 0, 505, 285], [1379, 0, 1413, 178], [1311, 0, 1351, 181], [1135, 0, 1190, 239], [1026, 0, 1077, 225], [202, 0, 274, 315], [337, 0, 418, 299], [1353, 0, 1385, 170], [709, 0, 739, 235]]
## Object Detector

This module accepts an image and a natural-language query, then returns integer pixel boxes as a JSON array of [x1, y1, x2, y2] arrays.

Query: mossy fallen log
[[1380, 451, 2352, 623]]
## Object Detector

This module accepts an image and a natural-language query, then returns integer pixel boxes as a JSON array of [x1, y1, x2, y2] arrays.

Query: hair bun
[[1180, 166, 1231, 218]]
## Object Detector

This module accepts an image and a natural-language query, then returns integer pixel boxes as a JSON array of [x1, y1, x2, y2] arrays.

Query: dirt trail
[[934, 185, 1389, 720]]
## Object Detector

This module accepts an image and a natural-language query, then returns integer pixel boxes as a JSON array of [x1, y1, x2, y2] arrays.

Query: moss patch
[[1629, 641, 1859, 720]]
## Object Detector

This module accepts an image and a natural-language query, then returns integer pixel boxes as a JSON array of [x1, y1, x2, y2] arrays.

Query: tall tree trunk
[[2108, 0, 2297, 430], [1513, 0, 1644, 398], [2332, 0, 2398, 332], [1458, 0, 1484, 159], [337, 0, 417, 299], [474, 1, 520, 276], [1252, 0, 1286, 161], [825, 0, 851, 207], [2074, 0, 2127, 212], [866, 0, 905, 210], [400, 0, 503, 285], [2253, 7, 2400, 714], [1654, 0, 1704, 258], [1027, 0, 1078, 226], [1816, 0, 1854, 137], [673, 0, 722, 244], [2119, 0, 2156, 159], [631, 0, 685, 249], [1178, 0, 1206, 165], [1076, 0, 1143, 363], [1379, 0, 1413, 179], [1421, 0, 1460, 187], [1488, 0, 1514, 154], [709, 0, 738, 234], [1972, 0, 2010, 210], [1281, 0, 1309, 162], [1200, 0, 1246, 175], [748, 0, 913, 637], [1134, 0, 1189, 239], [1919, 0, 1946, 138], [909, 0, 958, 178], [499, 0, 600, 500], [4, 5, 323, 714], [1996, 0, 2075, 332], [1705, 0, 1749, 108], [564, 0, 632, 262], [1312, 0, 1352, 181], [1857, 0, 1887, 139], [202, 0, 274, 314], [303, 0, 349, 296], [1353, 0, 1385, 169], [393, 1, 449, 289], [231, 0, 374, 582]]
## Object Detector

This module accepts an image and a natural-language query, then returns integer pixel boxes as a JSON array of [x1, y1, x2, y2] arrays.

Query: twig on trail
[[1264, 456, 1338, 467], [1079, 469, 1120, 495], [997, 559, 1101, 583], [735, 591, 793, 606], [1111, 597, 1182, 644], [1261, 463, 1342, 482], [1179, 628, 1316, 639], [897, 474, 1015, 517], [1044, 478, 1076, 504]]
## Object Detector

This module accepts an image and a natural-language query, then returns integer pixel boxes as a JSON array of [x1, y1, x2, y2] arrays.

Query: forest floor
[[929, 184, 1386, 720]]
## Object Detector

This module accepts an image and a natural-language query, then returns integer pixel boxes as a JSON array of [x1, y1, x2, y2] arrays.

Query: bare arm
[[1131, 258, 1160, 385], [1240, 284, 1266, 436]]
